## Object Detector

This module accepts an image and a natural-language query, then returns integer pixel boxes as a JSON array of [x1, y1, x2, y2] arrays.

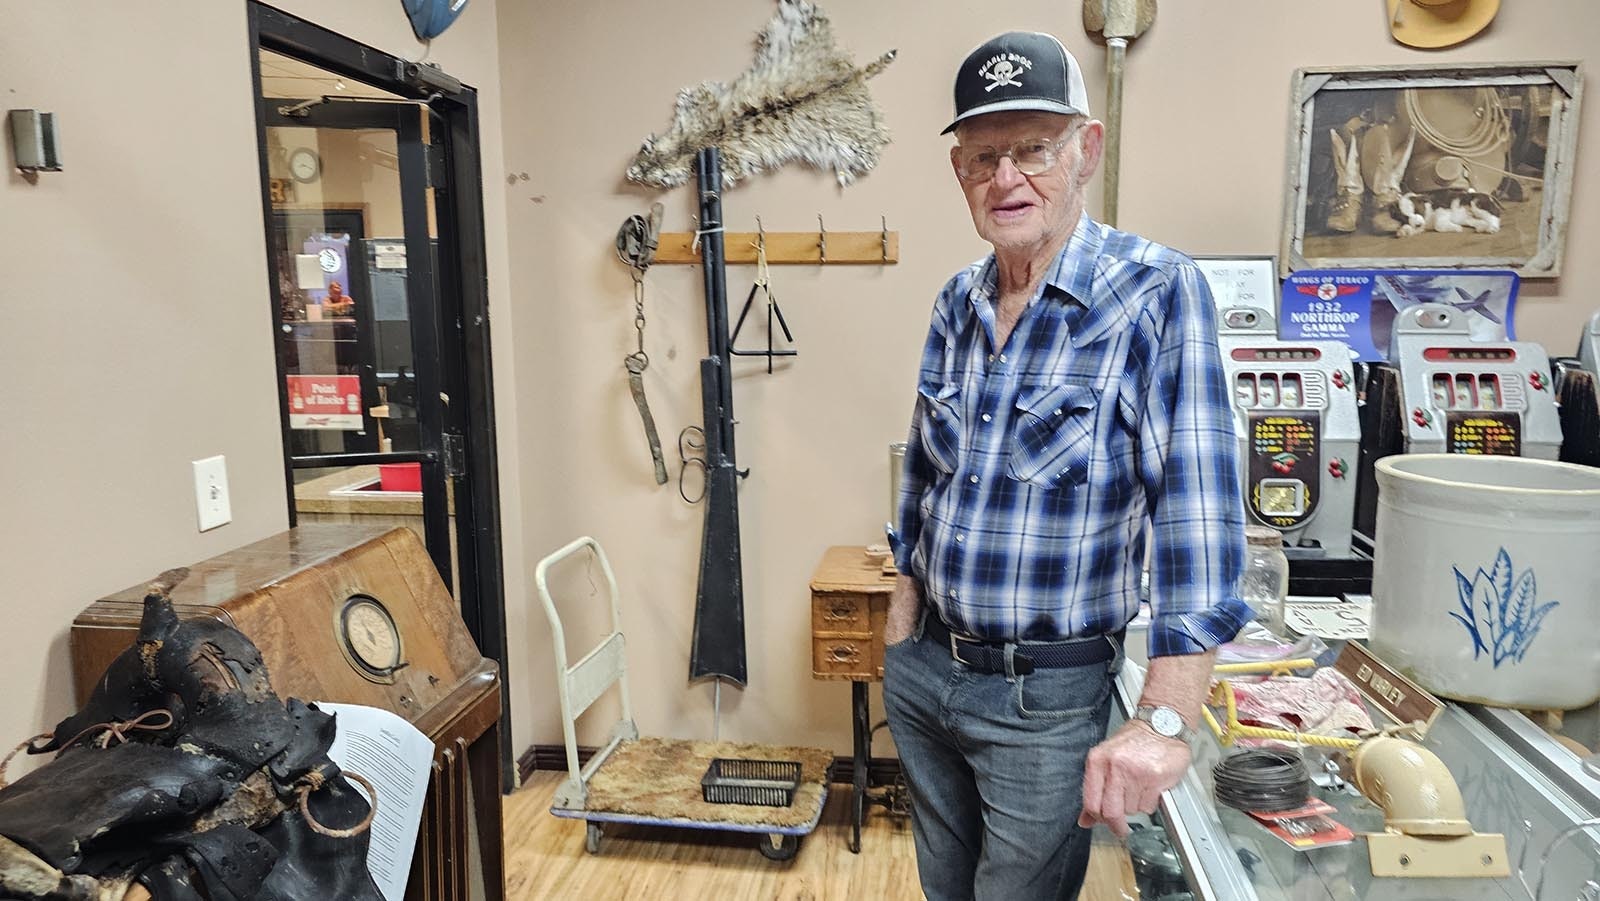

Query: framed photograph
[[1280, 62, 1582, 279], [1192, 254, 1279, 315]]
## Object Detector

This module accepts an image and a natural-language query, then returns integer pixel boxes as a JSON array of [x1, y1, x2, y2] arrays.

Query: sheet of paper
[[1283, 602, 1370, 640], [1194, 257, 1278, 313], [1285, 594, 1341, 605], [318, 702, 434, 901], [294, 254, 326, 290]]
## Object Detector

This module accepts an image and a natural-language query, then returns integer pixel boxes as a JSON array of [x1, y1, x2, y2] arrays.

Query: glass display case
[[1113, 627, 1600, 901]]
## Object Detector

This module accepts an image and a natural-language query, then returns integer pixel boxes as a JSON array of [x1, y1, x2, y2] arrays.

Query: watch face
[[338, 595, 402, 679], [1150, 707, 1185, 737]]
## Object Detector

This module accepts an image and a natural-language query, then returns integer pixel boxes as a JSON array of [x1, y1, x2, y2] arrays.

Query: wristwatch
[[1134, 705, 1193, 742]]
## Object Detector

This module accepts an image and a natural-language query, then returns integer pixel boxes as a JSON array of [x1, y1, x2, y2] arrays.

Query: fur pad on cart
[[625, 0, 896, 189], [0, 569, 382, 901]]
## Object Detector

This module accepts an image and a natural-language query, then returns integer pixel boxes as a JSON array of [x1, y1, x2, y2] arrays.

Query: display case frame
[[1113, 627, 1600, 900]]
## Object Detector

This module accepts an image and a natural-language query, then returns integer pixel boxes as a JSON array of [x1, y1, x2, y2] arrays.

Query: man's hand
[[884, 575, 922, 646], [1077, 720, 1191, 838], [1077, 649, 1215, 837]]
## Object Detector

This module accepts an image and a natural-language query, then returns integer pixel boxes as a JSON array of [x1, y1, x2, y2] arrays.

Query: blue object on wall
[[403, 0, 468, 40]]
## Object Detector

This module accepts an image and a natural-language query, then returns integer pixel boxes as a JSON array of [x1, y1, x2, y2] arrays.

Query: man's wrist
[[1123, 716, 1191, 746], [1131, 704, 1196, 742]]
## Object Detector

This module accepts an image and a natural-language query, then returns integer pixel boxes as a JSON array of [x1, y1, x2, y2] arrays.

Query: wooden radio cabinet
[[69, 524, 504, 901]]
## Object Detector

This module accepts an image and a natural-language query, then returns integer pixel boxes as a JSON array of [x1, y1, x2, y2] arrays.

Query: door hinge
[[444, 432, 466, 478]]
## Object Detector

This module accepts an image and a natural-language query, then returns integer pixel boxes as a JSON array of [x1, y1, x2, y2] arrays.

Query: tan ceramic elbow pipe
[[1349, 736, 1472, 837]]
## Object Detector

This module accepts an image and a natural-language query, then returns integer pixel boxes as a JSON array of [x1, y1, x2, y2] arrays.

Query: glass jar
[[1239, 526, 1290, 633]]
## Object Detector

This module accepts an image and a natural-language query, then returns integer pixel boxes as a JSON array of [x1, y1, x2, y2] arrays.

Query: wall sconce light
[[8, 110, 62, 172]]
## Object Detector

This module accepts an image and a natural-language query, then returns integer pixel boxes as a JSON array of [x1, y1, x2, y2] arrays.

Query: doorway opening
[[248, 4, 511, 790]]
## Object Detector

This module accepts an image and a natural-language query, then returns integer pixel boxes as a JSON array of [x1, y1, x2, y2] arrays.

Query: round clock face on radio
[[339, 595, 402, 679]]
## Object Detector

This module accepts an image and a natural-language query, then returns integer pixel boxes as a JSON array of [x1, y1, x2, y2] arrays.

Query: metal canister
[[888, 442, 907, 527]]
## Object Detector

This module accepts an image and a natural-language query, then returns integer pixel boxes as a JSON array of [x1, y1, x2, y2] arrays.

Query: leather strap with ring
[[616, 204, 669, 485]]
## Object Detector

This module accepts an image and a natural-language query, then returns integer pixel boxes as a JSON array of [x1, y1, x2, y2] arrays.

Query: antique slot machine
[[1554, 309, 1600, 468], [69, 525, 504, 901], [1217, 306, 1361, 559], [1580, 309, 1600, 374], [1389, 303, 1561, 459]]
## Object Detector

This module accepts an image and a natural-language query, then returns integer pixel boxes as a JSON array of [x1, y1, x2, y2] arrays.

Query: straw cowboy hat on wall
[[1387, 0, 1500, 48]]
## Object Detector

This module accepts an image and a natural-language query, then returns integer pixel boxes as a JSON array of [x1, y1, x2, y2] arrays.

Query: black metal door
[[251, 3, 512, 791]]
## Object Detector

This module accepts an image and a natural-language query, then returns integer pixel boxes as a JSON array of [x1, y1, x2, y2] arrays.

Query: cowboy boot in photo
[[1364, 124, 1416, 235], [1326, 129, 1363, 233]]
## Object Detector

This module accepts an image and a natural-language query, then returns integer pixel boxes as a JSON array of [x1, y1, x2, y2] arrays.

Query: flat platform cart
[[536, 537, 830, 861]]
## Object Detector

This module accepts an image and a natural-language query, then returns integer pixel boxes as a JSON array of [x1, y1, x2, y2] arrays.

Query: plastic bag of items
[[0, 569, 382, 901], [1224, 668, 1375, 745], [1217, 620, 1329, 666]]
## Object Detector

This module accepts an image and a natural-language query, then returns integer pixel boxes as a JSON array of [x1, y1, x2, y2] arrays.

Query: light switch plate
[[192, 455, 231, 532]]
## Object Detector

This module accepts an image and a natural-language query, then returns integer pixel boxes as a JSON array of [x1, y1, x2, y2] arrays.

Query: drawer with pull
[[812, 636, 875, 679], [811, 592, 871, 637]]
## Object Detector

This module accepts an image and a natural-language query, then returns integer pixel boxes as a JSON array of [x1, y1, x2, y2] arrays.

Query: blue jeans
[[883, 610, 1120, 901]]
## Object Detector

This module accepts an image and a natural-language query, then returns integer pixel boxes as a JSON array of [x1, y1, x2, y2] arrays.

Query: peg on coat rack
[[652, 219, 900, 265]]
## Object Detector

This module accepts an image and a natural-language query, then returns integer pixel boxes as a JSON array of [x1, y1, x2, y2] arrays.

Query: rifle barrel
[[688, 147, 748, 686]]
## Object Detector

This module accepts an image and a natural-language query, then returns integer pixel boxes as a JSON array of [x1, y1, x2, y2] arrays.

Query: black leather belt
[[923, 615, 1123, 676]]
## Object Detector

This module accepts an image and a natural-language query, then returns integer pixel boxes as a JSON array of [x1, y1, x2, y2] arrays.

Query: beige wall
[[496, 0, 1600, 755], [0, 2, 527, 754]]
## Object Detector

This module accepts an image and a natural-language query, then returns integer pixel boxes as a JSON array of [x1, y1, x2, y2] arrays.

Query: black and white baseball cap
[[942, 31, 1091, 135]]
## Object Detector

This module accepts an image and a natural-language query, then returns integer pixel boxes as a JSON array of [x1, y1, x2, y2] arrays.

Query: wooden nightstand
[[809, 545, 898, 852]]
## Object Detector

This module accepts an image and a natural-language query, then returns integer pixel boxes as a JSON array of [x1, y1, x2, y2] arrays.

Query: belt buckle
[[949, 630, 982, 665]]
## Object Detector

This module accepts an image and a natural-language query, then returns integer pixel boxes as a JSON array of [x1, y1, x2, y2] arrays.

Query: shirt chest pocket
[[1008, 383, 1098, 489], [918, 383, 962, 474]]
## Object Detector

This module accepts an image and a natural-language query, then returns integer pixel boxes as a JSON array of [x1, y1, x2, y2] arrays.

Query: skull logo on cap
[[984, 60, 1023, 92]]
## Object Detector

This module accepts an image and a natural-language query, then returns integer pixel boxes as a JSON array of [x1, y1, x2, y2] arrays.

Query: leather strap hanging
[[616, 204, 669, 485]]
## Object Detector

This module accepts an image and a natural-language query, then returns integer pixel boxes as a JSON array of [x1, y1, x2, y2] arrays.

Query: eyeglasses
[[954, 127, 1082, 182]]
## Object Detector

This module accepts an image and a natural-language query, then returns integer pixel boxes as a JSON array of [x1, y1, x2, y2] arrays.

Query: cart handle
[[535, 537, 636, 791]]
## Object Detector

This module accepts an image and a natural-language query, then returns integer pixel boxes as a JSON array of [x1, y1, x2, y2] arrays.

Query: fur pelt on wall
[[626, 0, 895, 190]]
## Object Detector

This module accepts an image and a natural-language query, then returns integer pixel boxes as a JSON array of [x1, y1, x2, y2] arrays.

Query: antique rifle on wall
[[687, 147, 749, 695]]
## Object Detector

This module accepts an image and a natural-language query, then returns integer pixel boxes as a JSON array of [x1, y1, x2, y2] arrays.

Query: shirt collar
[[967, 213, 1105, 310]]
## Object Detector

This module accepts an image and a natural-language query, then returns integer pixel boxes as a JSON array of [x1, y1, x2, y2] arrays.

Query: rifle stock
[[689, 355, 747, 684]]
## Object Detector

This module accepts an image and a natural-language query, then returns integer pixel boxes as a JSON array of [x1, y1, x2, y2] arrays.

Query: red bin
[[378, 462, 422, 492]]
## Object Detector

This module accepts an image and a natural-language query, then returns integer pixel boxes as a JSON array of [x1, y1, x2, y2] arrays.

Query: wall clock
[[288, 147, 322, 184]]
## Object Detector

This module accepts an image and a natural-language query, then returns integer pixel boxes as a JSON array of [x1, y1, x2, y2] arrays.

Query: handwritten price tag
[[1283, 602, 1369, 640]]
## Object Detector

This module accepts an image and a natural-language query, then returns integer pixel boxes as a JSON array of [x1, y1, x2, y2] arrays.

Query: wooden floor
[[503, 771, 1139, 900]]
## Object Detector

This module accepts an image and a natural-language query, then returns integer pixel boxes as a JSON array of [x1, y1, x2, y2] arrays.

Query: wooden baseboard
[[517, 743, 901, 789]]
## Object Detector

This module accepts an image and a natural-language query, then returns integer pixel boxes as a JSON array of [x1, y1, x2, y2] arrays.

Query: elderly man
[[884, 32, 1252, 901]]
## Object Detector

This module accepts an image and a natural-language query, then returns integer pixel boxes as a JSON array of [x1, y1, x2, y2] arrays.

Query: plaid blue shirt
[[892, 215, 1252, 658]]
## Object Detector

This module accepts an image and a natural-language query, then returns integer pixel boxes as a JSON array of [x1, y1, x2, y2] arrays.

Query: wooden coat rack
[[655, 216, 899, 265]]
